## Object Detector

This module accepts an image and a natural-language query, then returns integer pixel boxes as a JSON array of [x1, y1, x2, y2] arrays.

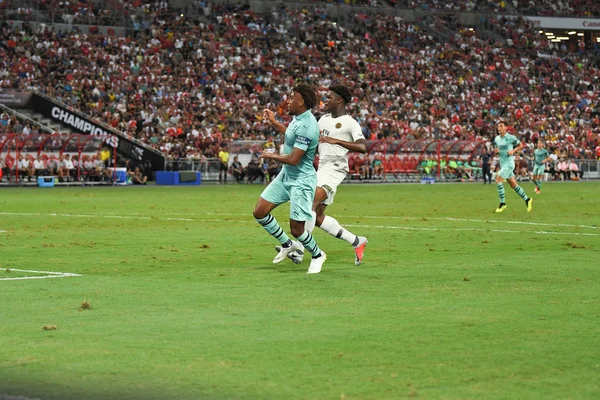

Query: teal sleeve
[[293, 125, 310, 151]]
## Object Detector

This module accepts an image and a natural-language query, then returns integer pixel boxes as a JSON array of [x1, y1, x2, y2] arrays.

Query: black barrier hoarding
[[0, 90, 33, 108], [32, 93, 165, 170]]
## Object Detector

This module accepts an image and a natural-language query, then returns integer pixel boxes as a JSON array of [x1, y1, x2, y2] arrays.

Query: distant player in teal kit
[[492, 121, 533, 213], [532, 140, 552, 194], [253, 83, 327, 274]]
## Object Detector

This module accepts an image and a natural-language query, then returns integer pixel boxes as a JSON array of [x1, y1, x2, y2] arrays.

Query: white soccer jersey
[[318, 113, 364, 169]]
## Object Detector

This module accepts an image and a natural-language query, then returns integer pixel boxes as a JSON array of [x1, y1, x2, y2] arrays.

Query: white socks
[[299, 213, 357, 251], [319, 216, 357, 246]]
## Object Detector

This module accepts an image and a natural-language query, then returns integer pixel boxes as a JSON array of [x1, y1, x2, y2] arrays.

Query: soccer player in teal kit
[[253, 84, 327, 274], [492, 121, 533, 213]]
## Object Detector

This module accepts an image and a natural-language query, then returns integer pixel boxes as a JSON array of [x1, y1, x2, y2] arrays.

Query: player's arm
[[508, 142, 524, 156], [263, 109, 286, 135], [261, 147, 305, 166], [319, 136, 366, 153], [490, 139, 499, 155]]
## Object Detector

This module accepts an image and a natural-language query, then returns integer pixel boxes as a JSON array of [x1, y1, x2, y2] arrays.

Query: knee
[[290, 225, 304, 238], [252, 209, 266, 220]]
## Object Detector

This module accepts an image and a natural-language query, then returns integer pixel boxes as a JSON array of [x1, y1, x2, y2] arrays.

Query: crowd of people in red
[[0, 1, 599, 163]]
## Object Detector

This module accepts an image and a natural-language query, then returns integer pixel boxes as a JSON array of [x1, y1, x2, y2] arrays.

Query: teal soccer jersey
[[534, 148, 549, 166], [493, 133, 520, 180], [260, 110, 320, 221], [493, 133, 520, 168], [281, 109, 319, 178]]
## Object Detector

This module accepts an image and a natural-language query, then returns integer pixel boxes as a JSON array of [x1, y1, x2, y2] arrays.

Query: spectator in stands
[[360, 154, 372, 180], [46, 155, 58, 177], [372, 154, 384, 179], [12, 120, 23, 135], [568, 159, 582, 180], [556, 159, 569, 181], [246, 157, 265, 184], [83, 156, 98, 181], [131, 167, 148, 185], [445, 158, 459, 178], [33, 155, 46, 177], [17, 155, 33, 181], [230, 156, 245, 183], [58, 154, 75, 182], [72, 155, 81, 180]]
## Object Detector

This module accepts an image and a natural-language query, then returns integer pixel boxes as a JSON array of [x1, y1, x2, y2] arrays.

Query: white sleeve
[[350, 119, 365, 142]]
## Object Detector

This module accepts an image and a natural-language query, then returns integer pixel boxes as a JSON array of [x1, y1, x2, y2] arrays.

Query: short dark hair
[[293, 83, 318, 109], [329, 85, 352, 104]]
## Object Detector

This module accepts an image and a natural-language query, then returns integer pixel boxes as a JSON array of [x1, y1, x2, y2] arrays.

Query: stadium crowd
[[400, 0, 600, 16], [0, 1, 599, 165]]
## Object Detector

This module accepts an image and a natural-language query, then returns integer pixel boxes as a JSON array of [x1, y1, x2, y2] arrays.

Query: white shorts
[[316, 163, 347, 205]]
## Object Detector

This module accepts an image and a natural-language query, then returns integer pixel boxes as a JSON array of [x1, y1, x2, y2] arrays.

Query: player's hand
[[260, 150, 274, 160], [263, 109, 276, 124], [494, 148, 499, 155], [319, 136, 337, 144], [508, 150, 514, 156]]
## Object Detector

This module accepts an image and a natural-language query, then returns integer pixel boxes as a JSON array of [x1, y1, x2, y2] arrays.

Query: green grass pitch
[[0, 182, 599, 400]]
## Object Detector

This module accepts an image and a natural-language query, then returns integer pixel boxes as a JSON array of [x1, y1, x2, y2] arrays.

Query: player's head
[[289, 83, 317, 115], [537, 140, 544, 148], [325, 85, 352, 112], [496, 121, 507, 135]]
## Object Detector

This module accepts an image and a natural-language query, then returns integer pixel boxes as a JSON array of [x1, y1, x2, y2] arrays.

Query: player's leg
[[289, 176, 326, 274], [495, 171, 507, 212], [507, 176, 532, 212], [275, 185, 326, 264], [533, 165, 543, 193], [316, 187, 368, 265], [253, 174, 299, 263]]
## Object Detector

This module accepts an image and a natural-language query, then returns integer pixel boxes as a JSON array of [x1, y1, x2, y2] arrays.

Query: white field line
[[0, 394, 42, 400], [15, 210, 596, 231], [343, 224, 598, 237], [1, 211, 597, 237], [0, 230, 6, 233], [0, 212, 196, 222], [0, 268, 82, 281], [206, 212, 598, 230]]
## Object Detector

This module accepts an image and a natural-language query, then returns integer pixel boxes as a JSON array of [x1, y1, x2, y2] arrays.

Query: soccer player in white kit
[[277, 85, 368, 266]]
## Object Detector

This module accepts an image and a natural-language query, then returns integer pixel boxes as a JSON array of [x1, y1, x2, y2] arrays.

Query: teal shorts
[[260, 171, 316, 221], [498, 164, 515, 180], [532, 165, 545, 176]]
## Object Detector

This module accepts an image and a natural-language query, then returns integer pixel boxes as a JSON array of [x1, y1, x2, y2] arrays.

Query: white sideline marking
[[0, 212, 195, 222], [343, 224, 598, 237], [0, 230, 6, 233], [0, 268, 82, 281], [0, 394, 41, 400], [206, 212, 598, 230]]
